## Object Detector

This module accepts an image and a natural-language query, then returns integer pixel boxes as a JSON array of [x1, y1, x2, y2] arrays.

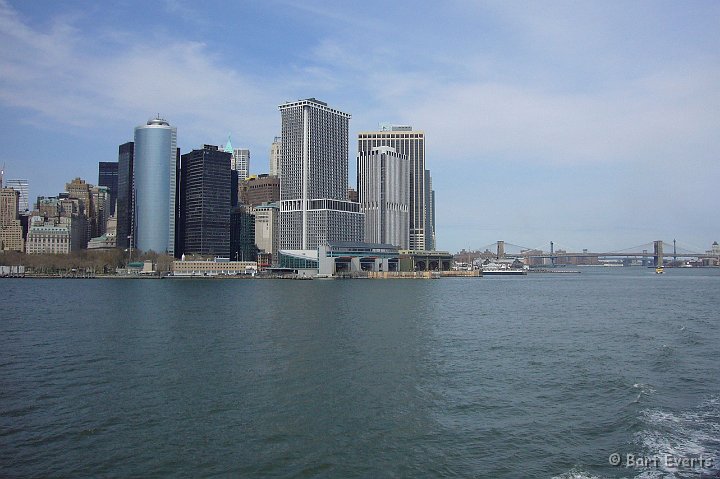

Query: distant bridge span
[[473, 240, 718, 266]]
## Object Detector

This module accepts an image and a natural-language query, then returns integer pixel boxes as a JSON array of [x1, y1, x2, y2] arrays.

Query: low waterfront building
[[704, 241, 720, 267], [88, 233, 116, 249], [116, 260, 156, 275], [172, 257, 257, 276], [318, 242, 400, 276], [276, 244, 454, 277], [398, 250, 453, 272], [277, 242, 400, 277]]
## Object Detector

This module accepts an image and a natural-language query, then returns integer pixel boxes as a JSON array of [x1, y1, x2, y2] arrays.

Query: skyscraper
[[133, 117, 178, 255], [0, 187, 24, 252], [5, 179, 29, 213], [222, 135, 250, 181], [254, 202, 279, 265], [358, 125, 432, 250], [230, 205, 257, 261], [269, 136, 281, 177], [65, 177, 94, 246], [425, 169, 436, 250], [357, 146, 409, 248], [98, 162, 118, 216], [278, 98, 363, 250], [116, 142, 134, 250], [180, 145, 231, 257]]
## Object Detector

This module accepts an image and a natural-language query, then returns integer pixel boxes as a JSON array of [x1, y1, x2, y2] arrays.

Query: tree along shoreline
[[0, 250, 175, 274]]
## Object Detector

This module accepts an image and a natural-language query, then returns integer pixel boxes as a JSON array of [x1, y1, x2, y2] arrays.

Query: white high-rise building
[[5, 179, 29, 213], [222, 135, 250, 181], [425, 169, 436, 250], [269, 136, 281, 177], [358, 125, 434, 250], [357, 146, 409, 248], [278, 98, 363, 250]]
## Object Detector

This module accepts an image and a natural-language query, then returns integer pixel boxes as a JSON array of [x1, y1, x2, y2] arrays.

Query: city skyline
[[0, 1, 718, 252]]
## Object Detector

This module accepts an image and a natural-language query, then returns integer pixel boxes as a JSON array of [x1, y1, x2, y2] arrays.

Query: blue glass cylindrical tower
[[133, 117, 177, 255]]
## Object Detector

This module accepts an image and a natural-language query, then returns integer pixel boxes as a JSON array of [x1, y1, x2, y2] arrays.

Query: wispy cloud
[[0, 0, 282, 146]]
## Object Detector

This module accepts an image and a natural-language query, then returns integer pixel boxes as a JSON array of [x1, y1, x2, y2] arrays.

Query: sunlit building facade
[[133, 117, 178, 255], [278, 98, 363, 250]]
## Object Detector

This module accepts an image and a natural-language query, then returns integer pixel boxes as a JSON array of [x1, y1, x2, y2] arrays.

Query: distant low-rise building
[[172, 257, 257, 276], [704, 241, 720, 267]]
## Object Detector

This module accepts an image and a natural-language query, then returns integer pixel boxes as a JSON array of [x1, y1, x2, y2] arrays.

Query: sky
[[0, 0, 718, 253]]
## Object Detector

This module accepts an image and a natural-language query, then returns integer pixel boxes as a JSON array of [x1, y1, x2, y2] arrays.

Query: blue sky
[[1, 0, 718, 253]]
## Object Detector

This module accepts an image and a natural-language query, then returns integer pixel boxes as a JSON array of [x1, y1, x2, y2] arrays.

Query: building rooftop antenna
[[0, 162, 4, 188]]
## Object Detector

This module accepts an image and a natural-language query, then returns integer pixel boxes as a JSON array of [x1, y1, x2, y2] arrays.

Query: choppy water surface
[[1, 268, 719, 478]]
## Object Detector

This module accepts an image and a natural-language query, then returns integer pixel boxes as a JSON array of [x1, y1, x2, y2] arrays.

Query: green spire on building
[[224, 134, 233, 153]]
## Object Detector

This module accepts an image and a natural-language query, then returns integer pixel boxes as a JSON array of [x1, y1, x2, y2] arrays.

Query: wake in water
[[634, 395, 720, 478], [633, 383, 657, 404], [553, 395, 719, 479]]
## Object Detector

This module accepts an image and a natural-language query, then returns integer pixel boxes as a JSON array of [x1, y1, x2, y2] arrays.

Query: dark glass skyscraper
[[180, 146, 231, 257], [98, 161, 118, 217], [116, 142, 134, 249], [230, 205, 257, 261]]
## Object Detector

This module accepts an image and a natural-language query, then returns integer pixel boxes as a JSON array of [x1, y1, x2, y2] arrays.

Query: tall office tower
[[269, 136, 281, 176], [235, 149, 250, 181], [91, 185, 110, 236], [431, 189, 436, 249], [98, 162, 118, 216], [0, 187, 24, 251], [358, 125, 431, 250], [278, 98, 363, 250], [180, 145, 231, 257], [230, 205, 257, 261], [357, 146, 409, 248], [116, 142, 134, 249], [424, 169, 435, 250], [5, 179, 29, 213], [133, 117, 178, 255], [222, 136, 250, 181], [254, 202, 279, 264], [65, 177, 94, 246]]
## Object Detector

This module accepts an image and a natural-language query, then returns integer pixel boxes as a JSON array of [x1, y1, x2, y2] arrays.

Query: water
[[1, 268, 719, 478]]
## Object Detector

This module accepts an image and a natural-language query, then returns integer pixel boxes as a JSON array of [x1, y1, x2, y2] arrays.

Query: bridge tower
[[653, 240, 664, 267], [497, 241, 505, 259]]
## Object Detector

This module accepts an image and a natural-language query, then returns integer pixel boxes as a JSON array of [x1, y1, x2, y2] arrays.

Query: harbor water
[[1, 268, 719, 478]]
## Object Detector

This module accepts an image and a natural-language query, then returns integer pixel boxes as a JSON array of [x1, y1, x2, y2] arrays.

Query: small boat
[[655, 266, 664, 274]]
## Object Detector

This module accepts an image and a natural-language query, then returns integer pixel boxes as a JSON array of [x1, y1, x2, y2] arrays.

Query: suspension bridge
[[466, 240, 719, 267]]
